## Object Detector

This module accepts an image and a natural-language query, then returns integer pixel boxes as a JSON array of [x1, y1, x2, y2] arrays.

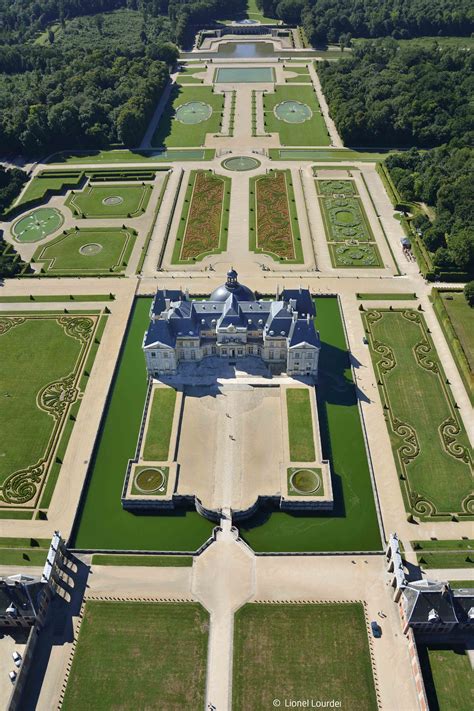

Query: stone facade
[[143, 269, 321, 378]]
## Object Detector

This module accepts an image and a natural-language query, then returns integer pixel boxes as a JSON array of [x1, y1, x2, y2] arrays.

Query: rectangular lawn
[[143, 387, 177, 461], [263, 85, 330, 146], [286, 388, 315, 461], [419, 644, 473, 711], [151, 85, 224, 148], [233, 603, 377, 710], [364, 309, 473, 519], [62, 601, 209, 710]]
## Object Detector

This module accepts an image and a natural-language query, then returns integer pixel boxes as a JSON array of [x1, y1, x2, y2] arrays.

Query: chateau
[[143, 269, 321, 377]]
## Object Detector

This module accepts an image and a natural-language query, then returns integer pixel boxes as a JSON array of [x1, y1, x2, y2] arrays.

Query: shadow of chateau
[[20, 556, 90, 710]]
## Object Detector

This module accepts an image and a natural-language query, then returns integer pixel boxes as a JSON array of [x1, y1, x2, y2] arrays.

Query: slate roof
[[0, 576, 44, 623], [403, 580, 474, 625]]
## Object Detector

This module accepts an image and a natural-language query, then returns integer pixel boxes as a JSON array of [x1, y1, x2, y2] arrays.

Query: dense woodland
[[317, 42, 473, 148], [386, 144, 474, 276], [0, 167, 30, 277], [256, 0, 473, 44]]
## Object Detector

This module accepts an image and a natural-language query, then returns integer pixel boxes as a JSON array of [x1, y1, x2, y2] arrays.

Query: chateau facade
[[143, 269, 320, 377]]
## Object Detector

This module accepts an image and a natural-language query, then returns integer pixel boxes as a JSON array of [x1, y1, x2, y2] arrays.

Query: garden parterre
[[249, 169, 303, 263], [172, 170, 230, 263], [363, 309, 473, 520]]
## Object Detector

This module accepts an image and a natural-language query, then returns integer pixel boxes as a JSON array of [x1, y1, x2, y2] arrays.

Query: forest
[[386, 143, 474, 277], [317, 41, 473, 148], [255, 0, 473, 44]]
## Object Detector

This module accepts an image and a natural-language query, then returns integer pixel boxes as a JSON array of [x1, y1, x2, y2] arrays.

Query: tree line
[[255, 0, 473, 44], [317, 41, 473, 148], [386, 143, 474, 277]]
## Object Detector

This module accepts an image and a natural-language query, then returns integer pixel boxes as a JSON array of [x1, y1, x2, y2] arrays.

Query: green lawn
[[62, 601, 209, 711], [33, 227, 136, 275], [270, 148, 392, 161], [0, 548, 48, 566], [72, 298, 215, 551], [240, 297, 382, 552], [432, 290, 473, 404], [151, 85, 224, 148], [48, 149, 215, 163], [0, 294, 115, 303], [364, 309, 473, 520], [448, 580, 473, 588], [357, 293, 417, 300], [416, 552, 474, 569], [286, 389, 316, 461], [0, 314, 96, 509], [233, 603, 377, 710], [66, 183, 151, 219], [172, 170, 230, 264], [418, 644, 474, 711], [249, 170, 303, 263], [412, 539, 474, 551], [263, 85, 330, 146], [15, 171, 83, 208], [91, 554, 193, 566], [143, 388, 177, 461]]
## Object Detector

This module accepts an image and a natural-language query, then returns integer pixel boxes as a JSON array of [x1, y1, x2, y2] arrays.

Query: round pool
[[221, 156, 261, 171]]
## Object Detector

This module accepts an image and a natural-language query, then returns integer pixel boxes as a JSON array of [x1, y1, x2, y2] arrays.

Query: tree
[[464, 281, 474, 306], [95, 14, 104, 36]]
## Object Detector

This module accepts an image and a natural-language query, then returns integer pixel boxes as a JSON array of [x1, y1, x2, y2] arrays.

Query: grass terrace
[[91, 554, 193, 566], [263, 85, 330, 146], [151, 85, 224, 148], [432, 289, 474, 404], [66, 183, 152, 219], [233, 603, 377, 710], [418, 644, 474, 711], [0, 312, 102, 513], [143, 388, 177, 461], [48, 149, 214, 164], [364, 309, 473, 520], [172, 170, 230, 264], [283, 64, 312, 83], [286, 389, 316, 461], [177, 65, 206, 84], [33, 227, 136, 276], [62, 601, 208, 710], [72, 298, 214, 551], [249, 170, 303, 263], [240, 297, 382, 552]]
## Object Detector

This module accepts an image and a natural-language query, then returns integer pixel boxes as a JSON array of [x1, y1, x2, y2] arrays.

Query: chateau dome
[[210, 268, 256, 302]]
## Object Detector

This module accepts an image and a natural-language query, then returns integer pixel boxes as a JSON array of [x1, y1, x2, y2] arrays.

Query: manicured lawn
[[72, 298, 215, 551], [364, 310, 473, 520], [49, 149, 215, 163], [432, 290, 473, 404], [249, 170, 303, 262], [91, 554, 193, 566], [357, 293, 417, 300], [412, 539, 474, 551], [143, 388, 177, 461], [0, 315, 96, 508], [329, 242, 382, 268], [151, 85, 224, 148], [15, 171, 83, 207], [263, 85, 330, 146], [240, 297, 382, 552], [0, 295, 114, 303], [416, 552, 474, 569], [62, 601, 209, 711], [418, 644, 474, 711], [0, 549, 48, 566], [66, 183, 151, 219], [33, 227, 136, 275], [286, 389, 315, 461], [448, 580, 473, 588], [172, 170, 230, 264], [270, 148, 391, 161], [233, 603, 377, 710], [12, 207, 64, 242]]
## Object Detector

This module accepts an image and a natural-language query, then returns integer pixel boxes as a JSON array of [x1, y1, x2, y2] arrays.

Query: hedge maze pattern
[[364, 309, 473, 520], [316, 180, 382, 268], [0, 315, 97, 508]]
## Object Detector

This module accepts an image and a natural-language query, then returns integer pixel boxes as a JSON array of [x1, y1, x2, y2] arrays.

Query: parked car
[[370, 621, 382, 638], [9, 671, 17, 683], [12, 651, 21, 667]]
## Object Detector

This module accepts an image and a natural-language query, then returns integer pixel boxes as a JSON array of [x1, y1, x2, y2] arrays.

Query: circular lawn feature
[[79, 243, 103, 256], [274, 101, 312, 124], [13, 207, 64, 243], [290, 468, 321, 494], [334, 209, 358, 225], [102, 195, 124, 206], [222, 156, 261, 171], [175, 102, 212, 124], [135, 468, 165, 493]]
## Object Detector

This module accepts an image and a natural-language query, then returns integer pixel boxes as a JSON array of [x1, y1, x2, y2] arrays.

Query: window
[[248, 346, 253, 355], [269, 351, 274, 360], [163, 352, 169, 359], [211, 346, 217, 355], [238, 349, 243, 356], [222, 348, 227, 355], [151, 352, 156, 358], [191, 351, 196, 360]]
